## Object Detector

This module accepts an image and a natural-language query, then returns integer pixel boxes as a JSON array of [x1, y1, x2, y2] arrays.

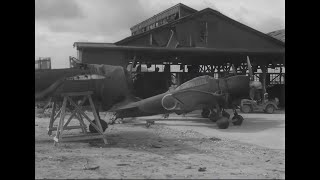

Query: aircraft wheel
[[232, 115, 244, 126], [201, 108, 210, 118], [216, 117, 229, 129], [209, 111, 219, 122], [265, 104, 275, 114], [89, 119, 108, 133], [222, 111, 230, 119], [241, 105, 252, 113]]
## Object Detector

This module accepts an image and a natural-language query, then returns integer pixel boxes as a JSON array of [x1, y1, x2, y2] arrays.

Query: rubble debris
[[117, 164, 130, 166], [83, 165, 100, 170], [83, 160, 99, 170], [162, 113, 169, 119], [146, 120, 155, 128], [198, 167, 206, 172], [151, 144, 162, 148], [209, 137, 221, 141]]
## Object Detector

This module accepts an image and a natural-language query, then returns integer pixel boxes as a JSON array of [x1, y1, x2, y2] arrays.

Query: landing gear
[[209, 110, 219, 122], [208, 105, 244, 129], [210, 105, 230, 129], [222, 110, 230, 119], [231, 110, 244, 126], [201, 108, 210, 118]]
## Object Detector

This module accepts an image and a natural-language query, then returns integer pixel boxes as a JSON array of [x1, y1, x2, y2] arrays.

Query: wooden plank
[[61, 133, 102, 138], [48, 100, 57, 135], [55, 97, 68, 140], [88, 96, 108, 144], [54, 109, 61, 120], [61, 91, 93, 97], [63, 96, 87, 128], [64, 96, 87, 125], [77, 112, 87, 134], [66, 96, 104, 135], [59, 135, 104, 142], [88, 95, 104, 133], [48, 126, 85, 131]]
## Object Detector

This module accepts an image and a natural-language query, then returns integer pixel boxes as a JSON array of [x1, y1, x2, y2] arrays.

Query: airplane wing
[[110, 89, 228, 119]]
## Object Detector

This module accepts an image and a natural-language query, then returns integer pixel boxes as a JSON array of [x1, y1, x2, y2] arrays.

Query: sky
[[35, 0, 285, 69]]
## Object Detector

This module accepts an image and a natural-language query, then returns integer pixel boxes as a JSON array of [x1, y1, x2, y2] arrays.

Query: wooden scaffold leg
[[49, 91, 107, 146]]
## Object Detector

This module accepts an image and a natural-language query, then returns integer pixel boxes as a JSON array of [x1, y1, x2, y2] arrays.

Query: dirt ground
[[35, 113, 285, 179]]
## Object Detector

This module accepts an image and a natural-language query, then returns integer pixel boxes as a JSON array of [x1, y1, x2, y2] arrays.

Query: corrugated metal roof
[[74, 42, 284, 54], [73, 42, 284, 65], [73, 42, 116, 48], [267, 29, 285, 43]]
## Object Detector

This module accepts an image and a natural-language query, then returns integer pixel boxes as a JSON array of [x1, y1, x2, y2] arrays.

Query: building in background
[[35, 57, 51, 70], [73, 3, 285, 106]]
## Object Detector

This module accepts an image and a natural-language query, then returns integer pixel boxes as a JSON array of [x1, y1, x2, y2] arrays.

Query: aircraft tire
[[241, 105, 252, 113], [201, 108, 210, 118], [265, 104, 275, 114], [232, 115, 244, 126], [216, 117, 229, 129], [89, 119, 108, 133]]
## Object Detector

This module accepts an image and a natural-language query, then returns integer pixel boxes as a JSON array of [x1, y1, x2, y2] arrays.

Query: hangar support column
[[261, 65, 267, 99]]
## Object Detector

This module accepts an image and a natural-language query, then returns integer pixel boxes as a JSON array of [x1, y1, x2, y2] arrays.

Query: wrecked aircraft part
[[35, 64, 135, 111], [35, 78, 66, 100]]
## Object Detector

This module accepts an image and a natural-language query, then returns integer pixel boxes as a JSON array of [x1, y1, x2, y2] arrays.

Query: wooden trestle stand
[[47, 91, 108, 146]]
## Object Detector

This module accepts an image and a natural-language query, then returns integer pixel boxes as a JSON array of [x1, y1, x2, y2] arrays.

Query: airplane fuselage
[[114, 75, 251, 118]]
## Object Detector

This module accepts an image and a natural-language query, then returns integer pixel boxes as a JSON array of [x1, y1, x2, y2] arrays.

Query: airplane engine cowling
[[161, 94, 178, 111]]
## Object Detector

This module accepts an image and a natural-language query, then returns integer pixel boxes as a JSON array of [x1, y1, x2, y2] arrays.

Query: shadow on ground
[[129, 116, 284, 133]]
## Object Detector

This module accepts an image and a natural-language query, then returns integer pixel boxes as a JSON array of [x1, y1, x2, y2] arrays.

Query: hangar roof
[[74, 42, 284, 65], [74, 42, 284, 54], [268, 29, 285, 43], [115, 8, 284, 47]]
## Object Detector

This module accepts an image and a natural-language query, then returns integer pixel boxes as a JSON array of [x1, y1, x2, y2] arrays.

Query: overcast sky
[[35, 0, 285, 69]]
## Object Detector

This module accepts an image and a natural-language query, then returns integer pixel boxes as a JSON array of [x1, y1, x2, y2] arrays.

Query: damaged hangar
[[73, 3, 285, 106]]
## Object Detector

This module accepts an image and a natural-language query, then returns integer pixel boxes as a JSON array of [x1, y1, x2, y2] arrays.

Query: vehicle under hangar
[[72, 3, 285, 107]]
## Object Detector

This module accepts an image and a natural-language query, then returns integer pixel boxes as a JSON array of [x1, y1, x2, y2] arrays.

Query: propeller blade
[[231, 64, 237, 75], [247, 56, 253, 80], [249, 87, 255, 100]]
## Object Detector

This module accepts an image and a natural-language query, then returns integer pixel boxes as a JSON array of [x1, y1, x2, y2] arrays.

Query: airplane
[[109, 56, 262, 129], [35, 56, 262, 131]]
